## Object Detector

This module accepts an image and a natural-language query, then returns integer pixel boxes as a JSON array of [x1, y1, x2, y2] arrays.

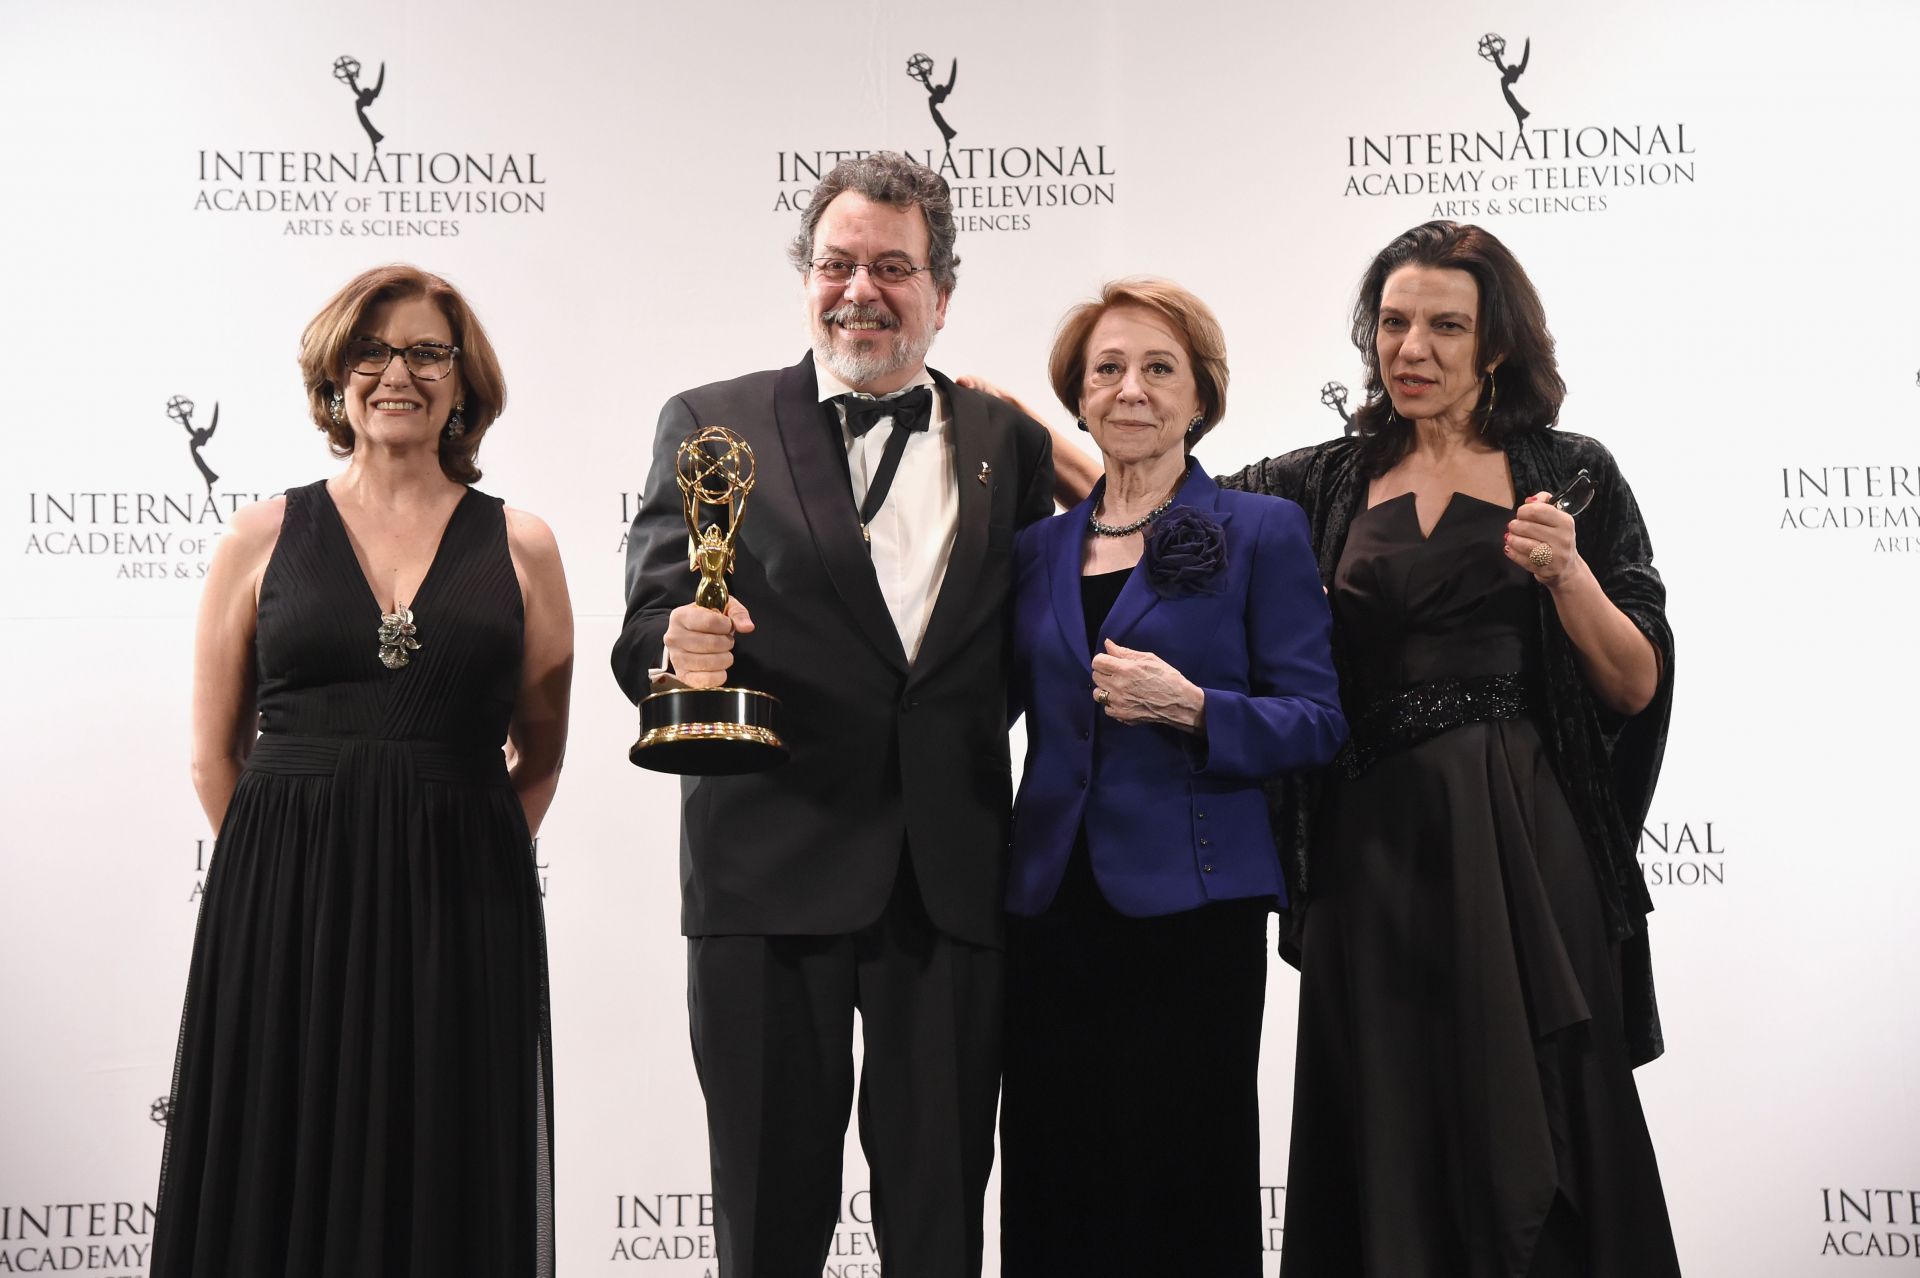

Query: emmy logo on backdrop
[[150, 1097, 172, 1129], [333, 54, 386, 151], [1477, 33, 1530, 128], [167, 395, 219, 493], [906, 52, 959, 154], [1319, 381, 1357, 437], [630, 426, 788, 775]]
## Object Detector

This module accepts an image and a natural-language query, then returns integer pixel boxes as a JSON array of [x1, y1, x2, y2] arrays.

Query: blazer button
[[1077, 776, 1088, 789], [1196, 811, 1207, 820], [1199, 838, 1210, 847], [1078, 729, 1089, 741], [1202, 863, 1214, 873]]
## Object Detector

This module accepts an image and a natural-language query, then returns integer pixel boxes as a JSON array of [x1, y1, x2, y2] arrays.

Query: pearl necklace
[[1088, 467, 1187, 538]]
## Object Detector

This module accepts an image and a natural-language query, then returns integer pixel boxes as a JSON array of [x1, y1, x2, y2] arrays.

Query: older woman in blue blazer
[[998, 279, 1346, 1277]]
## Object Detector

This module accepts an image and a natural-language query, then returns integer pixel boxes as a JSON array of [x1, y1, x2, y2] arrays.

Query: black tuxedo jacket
[[614, 352, 1055, 947]]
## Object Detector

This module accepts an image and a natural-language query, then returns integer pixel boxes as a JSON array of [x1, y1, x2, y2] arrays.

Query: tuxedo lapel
[[910, 370, 992, 678], [772, 353, 908, 672]]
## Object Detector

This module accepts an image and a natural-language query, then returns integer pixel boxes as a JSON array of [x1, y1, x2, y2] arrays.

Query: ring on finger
[[1094, 688, 1111, 706], [1529, 543, 1554, 569]]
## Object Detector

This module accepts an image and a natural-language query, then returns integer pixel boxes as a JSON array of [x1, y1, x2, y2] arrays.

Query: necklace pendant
[[377, 604, 421, 670]]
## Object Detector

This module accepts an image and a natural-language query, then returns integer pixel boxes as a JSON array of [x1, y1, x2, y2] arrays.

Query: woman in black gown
[[152, 264, 572, 1278], [1223, 222, 1681, 1276], [1019, 220, 1680, 1275]]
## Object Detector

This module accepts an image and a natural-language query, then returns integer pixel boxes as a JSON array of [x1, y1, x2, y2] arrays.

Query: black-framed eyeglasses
[[808, 257, 931, 287], [343, 338, 461, 381], [1549, 469, 1595, 517]]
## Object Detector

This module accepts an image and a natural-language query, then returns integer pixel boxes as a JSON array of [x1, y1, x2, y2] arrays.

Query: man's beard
[[812, 302, 937, 388]]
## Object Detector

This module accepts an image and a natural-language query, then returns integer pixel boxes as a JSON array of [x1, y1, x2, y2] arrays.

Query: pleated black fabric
[[152, 480, 554, 1278], [1280, 494, 1678, 1278]]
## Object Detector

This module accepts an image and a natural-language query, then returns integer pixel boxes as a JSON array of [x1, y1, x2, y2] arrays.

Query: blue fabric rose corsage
[[1143, 507, 1228, 598]]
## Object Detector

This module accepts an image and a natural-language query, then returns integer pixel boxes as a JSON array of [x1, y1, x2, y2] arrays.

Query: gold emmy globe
[[630, 425, 788, 775]]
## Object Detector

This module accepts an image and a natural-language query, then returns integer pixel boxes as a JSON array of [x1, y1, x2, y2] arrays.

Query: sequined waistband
[[1338, 671, 1533, 779], [245, 733, 510, 785]]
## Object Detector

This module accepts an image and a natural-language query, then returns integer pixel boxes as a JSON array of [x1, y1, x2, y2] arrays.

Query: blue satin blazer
[[1007, 464, 1346, 918]]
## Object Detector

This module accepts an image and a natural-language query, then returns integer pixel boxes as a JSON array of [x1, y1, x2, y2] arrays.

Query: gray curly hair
[[787, 151, 960, 294]]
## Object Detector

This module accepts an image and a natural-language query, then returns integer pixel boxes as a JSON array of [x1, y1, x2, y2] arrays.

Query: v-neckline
[[1365, 490, 1510, 542], [317, 481, 473, 618]]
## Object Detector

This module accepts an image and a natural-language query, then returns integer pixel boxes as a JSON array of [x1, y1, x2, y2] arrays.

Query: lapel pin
[[977, 461, 992, 486]]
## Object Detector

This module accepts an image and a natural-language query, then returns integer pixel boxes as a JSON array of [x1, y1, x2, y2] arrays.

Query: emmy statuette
[[630, 426, 787, 775]]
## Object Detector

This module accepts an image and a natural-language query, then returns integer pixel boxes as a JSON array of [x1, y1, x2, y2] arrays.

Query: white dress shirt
[[816, 364, 958, 665]]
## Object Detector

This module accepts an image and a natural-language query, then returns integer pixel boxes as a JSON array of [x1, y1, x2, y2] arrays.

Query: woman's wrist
[[1543, 554, 1595, 601], [1178, 682, 1208, 734]]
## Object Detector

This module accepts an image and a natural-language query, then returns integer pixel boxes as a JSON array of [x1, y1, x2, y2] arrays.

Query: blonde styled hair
[[1047, 277, 1229, 446]]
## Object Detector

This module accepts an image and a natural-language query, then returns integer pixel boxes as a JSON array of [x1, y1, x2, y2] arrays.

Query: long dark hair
[[1349, 221, 1565, 476]]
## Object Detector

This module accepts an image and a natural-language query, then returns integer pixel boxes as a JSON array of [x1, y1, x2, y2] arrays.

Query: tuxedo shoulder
[[1014, 504, 1075, 555], [945, 377, 1046, 431], [671, 366, 784, 409]]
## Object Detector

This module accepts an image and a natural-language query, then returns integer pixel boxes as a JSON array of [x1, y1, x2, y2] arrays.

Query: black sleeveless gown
[[152, 481, 555, 1278], [1281, 494, 1679, 1278]]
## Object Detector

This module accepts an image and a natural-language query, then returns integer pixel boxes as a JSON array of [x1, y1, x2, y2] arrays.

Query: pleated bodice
[[256, 481, 522, 748]]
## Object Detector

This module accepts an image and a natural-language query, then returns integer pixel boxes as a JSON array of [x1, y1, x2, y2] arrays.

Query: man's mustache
[[823, 303, 900, 331]]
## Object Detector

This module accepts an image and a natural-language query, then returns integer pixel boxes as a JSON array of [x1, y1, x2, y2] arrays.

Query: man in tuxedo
[[614, 151, 1054, 1277]]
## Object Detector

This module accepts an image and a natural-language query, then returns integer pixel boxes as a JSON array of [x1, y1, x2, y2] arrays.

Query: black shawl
[[1218, 429, 1675, 1066]]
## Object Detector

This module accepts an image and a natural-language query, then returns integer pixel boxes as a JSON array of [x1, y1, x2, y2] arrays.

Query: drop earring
[[444, 402, 466, 440]]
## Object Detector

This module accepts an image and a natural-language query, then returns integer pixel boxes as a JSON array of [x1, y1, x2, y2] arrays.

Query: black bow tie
[[838, 386, 933, 438]]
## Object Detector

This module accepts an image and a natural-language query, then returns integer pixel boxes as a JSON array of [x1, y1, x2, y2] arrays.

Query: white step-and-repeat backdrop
[[3, 0, 1917, 1273]]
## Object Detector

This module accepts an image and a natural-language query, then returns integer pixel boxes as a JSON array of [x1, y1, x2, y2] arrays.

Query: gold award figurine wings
[[629, 425, 788, 775]]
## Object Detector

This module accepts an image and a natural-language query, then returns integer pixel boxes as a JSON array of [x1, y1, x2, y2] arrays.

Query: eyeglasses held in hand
[[343, 338, 462, 381], [809, 257, 930, 287], [1548, 469, 1595, 518]]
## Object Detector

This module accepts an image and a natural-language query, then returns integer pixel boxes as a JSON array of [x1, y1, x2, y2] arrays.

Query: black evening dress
[[1281, 493, 1679, 1278], [152, 480, 555, 1278]]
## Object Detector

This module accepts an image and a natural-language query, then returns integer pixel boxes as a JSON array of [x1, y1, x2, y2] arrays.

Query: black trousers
[[687, 855, 1002, 1278], [1001, 845, 1272, 1278]]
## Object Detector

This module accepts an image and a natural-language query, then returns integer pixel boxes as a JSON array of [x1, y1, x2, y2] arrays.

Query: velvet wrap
[[1217, 429, 1674, 1066]]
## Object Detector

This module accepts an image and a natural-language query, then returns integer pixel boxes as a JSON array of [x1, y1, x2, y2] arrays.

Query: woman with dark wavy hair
[[152, 264, 571, 1278], [1225, 221, 1682, 1275], [997, 221, 1681, 1275]]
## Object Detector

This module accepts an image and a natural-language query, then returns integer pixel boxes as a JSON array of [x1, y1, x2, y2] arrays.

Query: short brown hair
[[297, 264, 507, 484], [1047, 278, 1229, 447]]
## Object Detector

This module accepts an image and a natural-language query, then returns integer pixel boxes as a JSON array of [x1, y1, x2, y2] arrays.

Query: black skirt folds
[[1282, 718, 1680, 1278]]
